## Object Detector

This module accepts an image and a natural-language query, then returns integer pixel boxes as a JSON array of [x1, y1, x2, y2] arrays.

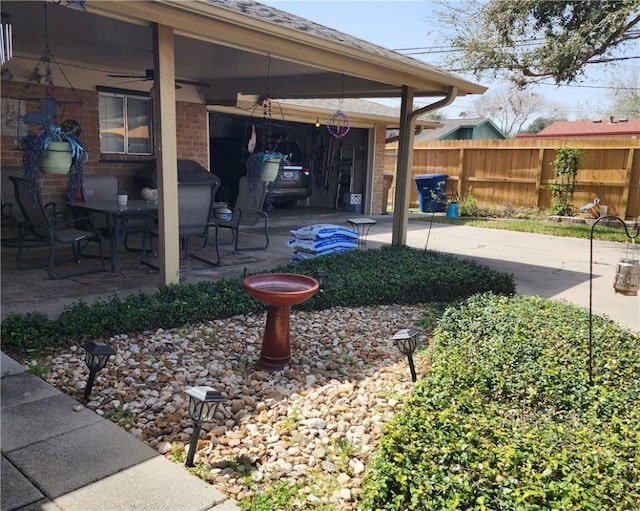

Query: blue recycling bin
[[413, 173, 448, 213]]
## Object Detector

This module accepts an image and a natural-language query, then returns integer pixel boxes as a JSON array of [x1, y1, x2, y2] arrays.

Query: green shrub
[[0, 246, 515, 357], [360, 294, 640, 510], [549, 147, 581, 216]]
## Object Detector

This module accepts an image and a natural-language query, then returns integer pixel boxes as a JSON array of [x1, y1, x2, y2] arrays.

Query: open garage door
[[209, 111, 368, 212]]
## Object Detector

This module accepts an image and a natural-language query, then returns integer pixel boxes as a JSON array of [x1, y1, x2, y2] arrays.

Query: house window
[[98, 89, 152, 155]]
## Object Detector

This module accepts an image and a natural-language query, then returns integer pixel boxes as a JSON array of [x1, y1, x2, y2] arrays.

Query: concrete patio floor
[[1, 208, 638, 331]]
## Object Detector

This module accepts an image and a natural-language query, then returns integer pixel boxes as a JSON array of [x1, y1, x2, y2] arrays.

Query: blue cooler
[[446, 202, 459, 218]]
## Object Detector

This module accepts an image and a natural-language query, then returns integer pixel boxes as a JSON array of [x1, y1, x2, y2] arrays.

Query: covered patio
[[0, 0, 485, 286]]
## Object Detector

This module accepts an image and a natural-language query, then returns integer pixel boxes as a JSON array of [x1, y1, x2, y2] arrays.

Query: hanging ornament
[[327, 73, 350, 139], [327, 110, 351, 139], [248, 125, 256, 153], [613, 240, 640, 296], [61, 119, 81, 136]]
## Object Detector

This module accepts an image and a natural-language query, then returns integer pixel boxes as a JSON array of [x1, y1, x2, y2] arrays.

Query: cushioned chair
[[82, 174, 119, 201], [215, 176, 269, 252], [9, 176, 106, 279], [141, 179, 221, 268]]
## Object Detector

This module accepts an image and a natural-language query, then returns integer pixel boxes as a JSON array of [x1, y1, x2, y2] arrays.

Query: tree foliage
[[441, 0, 640, 87], [519, 116, 564, 135], [607, 66, 640, 117], [467, 85, 546, 136]]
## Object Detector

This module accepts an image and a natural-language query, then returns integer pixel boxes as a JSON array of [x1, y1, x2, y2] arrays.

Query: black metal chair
[[2, 166, 24, 244], [141, 180, 221, 269], [9, 176, 106, 279], [215, 176, 269, 252]]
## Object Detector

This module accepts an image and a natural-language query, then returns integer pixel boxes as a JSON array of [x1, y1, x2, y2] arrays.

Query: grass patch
[[415, 215, 632, 242], [239, 480, 304, 511]]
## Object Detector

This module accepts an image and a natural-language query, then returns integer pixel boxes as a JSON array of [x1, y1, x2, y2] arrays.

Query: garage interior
[[209, 110, 368, 212]]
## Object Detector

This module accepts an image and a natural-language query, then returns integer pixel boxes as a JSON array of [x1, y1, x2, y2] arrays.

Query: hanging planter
[[261, 157, 281, 182], [22, 98, 87, 202], [39, 141, 73, 174]]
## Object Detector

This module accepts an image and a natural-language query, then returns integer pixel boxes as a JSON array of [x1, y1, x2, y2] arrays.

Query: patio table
[[347, 217, 376, 249], [70, 200, 157, 272]]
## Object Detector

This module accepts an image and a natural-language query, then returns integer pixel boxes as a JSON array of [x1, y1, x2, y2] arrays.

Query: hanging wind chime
[[0, 13, 13, 66]]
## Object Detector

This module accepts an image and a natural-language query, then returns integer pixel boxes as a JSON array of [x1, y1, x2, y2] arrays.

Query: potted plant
[[22, 97, 87, 201], [260, 150, 286, 183]]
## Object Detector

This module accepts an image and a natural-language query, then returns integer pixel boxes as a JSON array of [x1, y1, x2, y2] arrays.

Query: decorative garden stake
[[588, 215, 640, 384], [392, 327, 420, 382], [185, 386, 224, 467], [81, 340, 116, 400]]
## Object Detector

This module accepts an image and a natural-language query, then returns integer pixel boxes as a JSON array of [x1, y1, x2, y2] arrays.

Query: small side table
[[347, 218, 376, 249]]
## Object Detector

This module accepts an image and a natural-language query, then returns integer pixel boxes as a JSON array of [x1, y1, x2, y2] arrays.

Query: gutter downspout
[[391, 85, 458, 245]]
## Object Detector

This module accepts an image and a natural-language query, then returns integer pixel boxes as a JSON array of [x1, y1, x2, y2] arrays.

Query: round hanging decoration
[[327, 110, 351, 139], [61, 119, 81, 137]]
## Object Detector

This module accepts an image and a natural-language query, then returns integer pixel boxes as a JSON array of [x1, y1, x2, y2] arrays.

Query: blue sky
[[261, 0, 624, 121]]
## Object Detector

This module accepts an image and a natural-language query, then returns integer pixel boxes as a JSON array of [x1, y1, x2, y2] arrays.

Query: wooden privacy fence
[[384, 138, 640, 219]]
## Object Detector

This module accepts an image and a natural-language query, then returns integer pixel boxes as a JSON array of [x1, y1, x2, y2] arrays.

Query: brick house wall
[[369, 123, 388, 214], [1, 81, 209, 204]]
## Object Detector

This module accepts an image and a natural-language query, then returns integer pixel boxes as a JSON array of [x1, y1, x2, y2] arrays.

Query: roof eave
[[87, 0, 486, 98]]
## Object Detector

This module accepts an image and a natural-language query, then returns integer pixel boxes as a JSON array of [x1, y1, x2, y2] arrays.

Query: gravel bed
[[37, 304, 431, 509]]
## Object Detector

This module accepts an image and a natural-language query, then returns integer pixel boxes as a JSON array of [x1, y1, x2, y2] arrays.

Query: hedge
[[1, 245, 515, 356], [360, 294, 640, 510]]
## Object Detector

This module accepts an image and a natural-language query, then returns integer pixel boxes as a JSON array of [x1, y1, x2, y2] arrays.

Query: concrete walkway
[[1, 352, 239, 511]]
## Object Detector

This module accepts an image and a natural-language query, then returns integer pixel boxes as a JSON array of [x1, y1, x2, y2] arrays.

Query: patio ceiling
[[2, 0, 485, 105]]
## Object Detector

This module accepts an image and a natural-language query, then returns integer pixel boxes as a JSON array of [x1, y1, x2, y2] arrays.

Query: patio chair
[[215, 176, 269, 252], [2, 166, 24, 243], [9, 176, 106, 279], [141, 180, 221, 268]]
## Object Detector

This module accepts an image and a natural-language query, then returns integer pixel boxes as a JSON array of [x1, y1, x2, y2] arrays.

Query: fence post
[[534, 147, 545, 210], [620, 147, 635, 219], [457, 147, 465, 199]]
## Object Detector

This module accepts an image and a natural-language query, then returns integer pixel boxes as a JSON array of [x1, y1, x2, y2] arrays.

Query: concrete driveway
[[368, 218, 639, 332], [1, 210, 638, 332]]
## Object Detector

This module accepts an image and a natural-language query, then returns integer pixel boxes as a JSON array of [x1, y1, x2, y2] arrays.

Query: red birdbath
[[243, 273, 319, 371]]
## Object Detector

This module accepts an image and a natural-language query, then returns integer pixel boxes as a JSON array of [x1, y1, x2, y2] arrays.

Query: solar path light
[[313, 270, 330, 292], [81, 340, 116, 400], [392, 327, 420, 382], [185, 386, 225, 467]]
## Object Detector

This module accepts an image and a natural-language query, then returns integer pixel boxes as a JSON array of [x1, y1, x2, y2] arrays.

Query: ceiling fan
[[107, 68, 208, 89]]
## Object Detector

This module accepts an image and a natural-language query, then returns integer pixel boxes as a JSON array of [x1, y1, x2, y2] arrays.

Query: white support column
[[153, 23, 180, 285], [392, 85, 416, 245]]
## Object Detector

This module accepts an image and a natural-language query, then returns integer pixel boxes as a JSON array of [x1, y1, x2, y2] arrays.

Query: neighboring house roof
[[385, 118, 505, 142], [413, 118, 506, 140], [518, 118, 640, 138]]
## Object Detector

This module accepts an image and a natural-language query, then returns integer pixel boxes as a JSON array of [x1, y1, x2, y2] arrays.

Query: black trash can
[[413, 173, 448, 213]]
